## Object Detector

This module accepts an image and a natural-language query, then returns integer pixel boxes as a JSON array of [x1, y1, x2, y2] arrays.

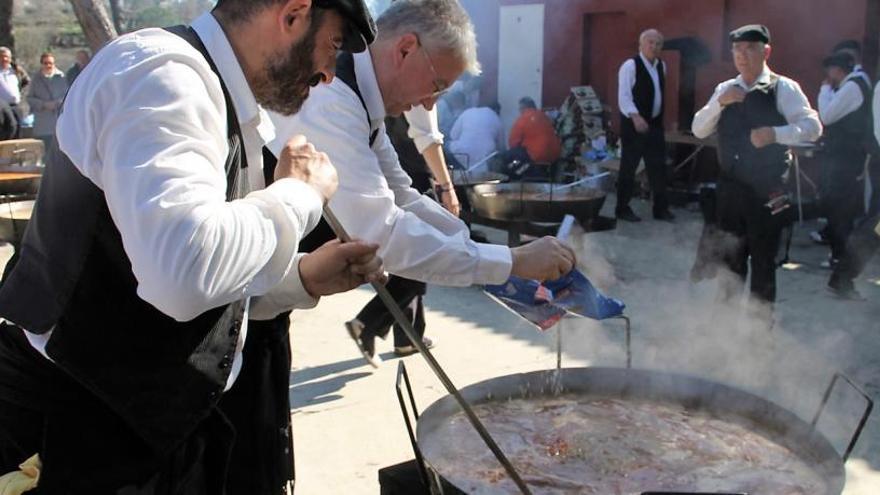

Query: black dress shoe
[[616, 208, 642, 222], [654, 210, 676, 222], [345, 320, 382, 368]]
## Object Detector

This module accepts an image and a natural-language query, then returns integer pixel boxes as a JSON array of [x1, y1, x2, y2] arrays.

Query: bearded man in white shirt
[[692, 24, 821, 324], [0, 1, 385, 493], [270, 0, 576, 366]]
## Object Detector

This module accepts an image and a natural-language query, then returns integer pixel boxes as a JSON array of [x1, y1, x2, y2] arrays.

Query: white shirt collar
[[842, 71, 861, 84], [353, 49, 387, 124], [735, 66, 774, 90], [639, 53, 659, 69], [191, 13, 275, 144]]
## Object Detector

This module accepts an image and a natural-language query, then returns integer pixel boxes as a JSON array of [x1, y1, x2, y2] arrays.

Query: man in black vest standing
[[817, 52, 872, 273], [0, 1, 384, 494], [616, 29, 674, 222], [693, 25, 821, 323]]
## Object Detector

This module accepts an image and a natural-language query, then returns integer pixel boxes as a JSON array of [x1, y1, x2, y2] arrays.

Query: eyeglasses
[[414, 36, 449, 98]]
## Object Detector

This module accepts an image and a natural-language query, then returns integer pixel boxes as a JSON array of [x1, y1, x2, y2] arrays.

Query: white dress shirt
[[618, 53, 665, 118], [874, 81, 880, 147], [692, 67, 822, 145], [32, 12, 323, 389], [268, 50, 512, 286], [818, 73, 865, 126], [0, 66, 21, 105], [447, 107, 505, 168], [404, 105, 444, 153]]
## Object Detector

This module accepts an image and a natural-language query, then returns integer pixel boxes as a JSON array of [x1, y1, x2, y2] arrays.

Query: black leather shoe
[[654, 210, 676, 222], [345, 320, 382, 368], [827, 278, 865, 301], [616, 208, 641, 222]]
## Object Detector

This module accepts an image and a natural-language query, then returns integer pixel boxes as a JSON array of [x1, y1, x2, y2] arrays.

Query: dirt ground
[[288, 196, 880, 494], [0, 194, 877, 493]]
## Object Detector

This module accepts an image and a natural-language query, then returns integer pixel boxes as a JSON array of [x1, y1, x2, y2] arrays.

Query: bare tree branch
[[0, 0, 14, 50], [108, 0, 124, 34], [68, 0, 118, 52]]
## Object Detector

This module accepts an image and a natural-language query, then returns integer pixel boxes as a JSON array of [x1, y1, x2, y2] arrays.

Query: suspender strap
[[336, 51, 379, 147]]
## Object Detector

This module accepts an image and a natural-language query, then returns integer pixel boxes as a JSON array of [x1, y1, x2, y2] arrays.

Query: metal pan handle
[[810, 371, 874, 461], [395, 361, 430, 490]]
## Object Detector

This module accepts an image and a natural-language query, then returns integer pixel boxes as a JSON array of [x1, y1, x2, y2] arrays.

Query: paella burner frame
[[392, 360, 873, 495]]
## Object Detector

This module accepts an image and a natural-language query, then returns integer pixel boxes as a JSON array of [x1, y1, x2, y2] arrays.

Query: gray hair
[[377, 0, 480, 75], [639, 29, 663, 43], [0, 47, 10, 57]]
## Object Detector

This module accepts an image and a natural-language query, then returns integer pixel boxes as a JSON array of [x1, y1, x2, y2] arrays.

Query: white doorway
[[498, 3, 545, 136]]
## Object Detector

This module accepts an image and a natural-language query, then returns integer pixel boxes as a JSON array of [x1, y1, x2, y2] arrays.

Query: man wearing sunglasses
[[269, 0, 576, 365]]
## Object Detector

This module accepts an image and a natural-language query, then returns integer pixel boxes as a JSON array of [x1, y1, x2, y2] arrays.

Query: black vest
[[290, 51, 374, 253], [717, 75, 790, 197], [0, 26, 246, 455], [622, 55, 665, 130], [824, 77, 873, 162]]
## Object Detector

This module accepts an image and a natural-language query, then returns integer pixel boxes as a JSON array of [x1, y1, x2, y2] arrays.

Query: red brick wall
[[462, 0, 876, 129]]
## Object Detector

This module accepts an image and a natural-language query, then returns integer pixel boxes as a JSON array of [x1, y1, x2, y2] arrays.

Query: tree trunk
[[68, 0, 118, 52], [0, 0, 13, 50], [108, 0, 125, 34]]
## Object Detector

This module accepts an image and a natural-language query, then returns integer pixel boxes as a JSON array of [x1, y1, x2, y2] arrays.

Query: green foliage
[[128, 5, 180, 30]]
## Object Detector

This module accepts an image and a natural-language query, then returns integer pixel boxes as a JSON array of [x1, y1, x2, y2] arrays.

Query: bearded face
[[253, 8, 326, 116]]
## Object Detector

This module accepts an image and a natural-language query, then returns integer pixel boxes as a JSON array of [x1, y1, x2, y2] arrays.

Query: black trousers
[[498, 147, 553, 181], [825, 179, 864, 261], [867, 155, 880, 217], [617, 123, 668, 215], [716, 180, 786, 304], [8, 103, 24, 139], [831, 214, 880, 288], [220, 313, 295, 495], [822, 151, 865, 261], [356, 275, 426, 348], [0, 318, 290, 495]]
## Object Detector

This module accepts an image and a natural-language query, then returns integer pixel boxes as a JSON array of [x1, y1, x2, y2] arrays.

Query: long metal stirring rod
[[322, 207, 533, 495]]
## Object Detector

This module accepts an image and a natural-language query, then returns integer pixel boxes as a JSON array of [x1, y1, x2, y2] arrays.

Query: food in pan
[[422, 396, 828, 494]]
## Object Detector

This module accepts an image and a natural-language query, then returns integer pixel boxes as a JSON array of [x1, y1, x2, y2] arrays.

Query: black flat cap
[[729, 24, 771, 44], [833, 40, 861, 54], [823, 52, 855, 71], [315, 0, 377, 53]]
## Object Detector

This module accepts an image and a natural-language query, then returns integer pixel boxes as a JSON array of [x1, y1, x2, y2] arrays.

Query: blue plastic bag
[[484, 269, 625, 331]]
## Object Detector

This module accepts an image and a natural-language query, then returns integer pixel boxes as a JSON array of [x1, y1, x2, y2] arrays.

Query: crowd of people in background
[[0, 46, 90, 145]]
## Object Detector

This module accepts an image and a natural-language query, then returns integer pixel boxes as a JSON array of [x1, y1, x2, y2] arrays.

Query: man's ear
[[278, 0, 313, 40], [394, 32, 419, 67]]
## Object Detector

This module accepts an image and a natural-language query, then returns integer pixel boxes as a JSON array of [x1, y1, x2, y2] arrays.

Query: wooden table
[[665, 131, 718, 180], [0, 172, 41, 181], [0, 139, 44, 167], [0, 171, 42, 199]]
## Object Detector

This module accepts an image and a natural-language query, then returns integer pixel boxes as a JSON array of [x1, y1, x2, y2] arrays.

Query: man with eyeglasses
[[269, 0, 576, 366], [692, 24, 821, 325]]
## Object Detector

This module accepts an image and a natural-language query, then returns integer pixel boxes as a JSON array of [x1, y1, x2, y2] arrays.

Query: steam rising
[[559, 214, 875, 458]]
